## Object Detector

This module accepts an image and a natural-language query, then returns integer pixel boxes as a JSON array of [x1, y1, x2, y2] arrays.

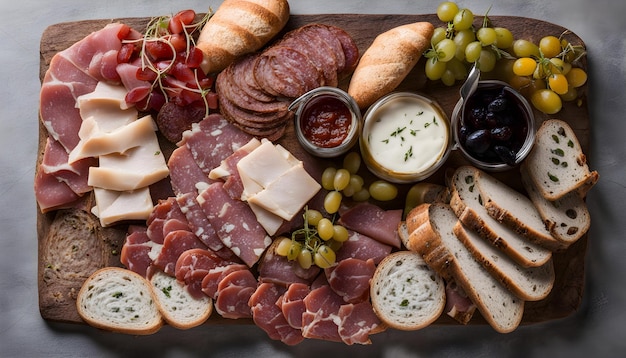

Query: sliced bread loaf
[[449, 166, 552, 267], [453, 222, 555, 301], [150, 270, 213, 330], [76, 267, 163, 335], [524, 119, 599, 200], [406, 203, 524, 333], [520, 164, 590, 247], [472, 167, 564, 251], [370, 250, 445, 330]]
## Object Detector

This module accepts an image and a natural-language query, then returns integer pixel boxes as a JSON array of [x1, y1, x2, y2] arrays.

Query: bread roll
[[197, 0, 290, 74], [347, 22, 434, 109]]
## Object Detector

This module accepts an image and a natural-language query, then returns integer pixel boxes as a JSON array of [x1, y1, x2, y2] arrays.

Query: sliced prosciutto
[[334, 230, 392, 265], [39, 137, 94, 195], [257, 244, 320, 286], [338, 202, 403, 248], [250, 282, 304, 346], [336, 301, 381, 345], [175, 248, 226, 299], [280, 283, 311, 329], [152, 230, 207, 275], [326, 258, 376, 304], [120, 225, 158, 278], [167, 145, 213, 196], [214, 269, 257, 319], [201, 264, 249, 299]]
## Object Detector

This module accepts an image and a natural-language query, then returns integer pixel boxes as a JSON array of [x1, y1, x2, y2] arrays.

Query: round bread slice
[[76, 267, 163, 335], [150, 270, 213, 330], [370, 251, 445, 330]]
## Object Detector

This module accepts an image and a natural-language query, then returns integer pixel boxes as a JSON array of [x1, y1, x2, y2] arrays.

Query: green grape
[[275, 237, 293, 257], [435, 38, 456, 62], [464, 41, 482, 63], [297, 248, 313, 269], [321, 167, 337, 190], [369, 180, 398, 201], [348, 174, 364, 192], [323, 190, 342, 214], [560, 86, 578, 102], [352, 188, 370, 202], [476, 27, 497, 46], [454, 29, 476, 61], [314, 245, 336, 269], [333, 168, 351, 191], [549, 58, 571, 75], [494, 27, 514, 49], [437, 1, 459, 22], [317, 218, 334, 241], [342, 152, 361, 174], [425, 58, 447, 80], [477, 49, 497, 72], [531, 89, 562, 114], [326, 239, 343, 252], [446, 57, 468, 80], [441, 69, 456, 86], [287, 241, 302, 261], [305, 209, 323, 226], [452, 8, 474, 31], [431, 27, 447, 46], [332, 224, 349, 242], [513, 39, 540, 58]]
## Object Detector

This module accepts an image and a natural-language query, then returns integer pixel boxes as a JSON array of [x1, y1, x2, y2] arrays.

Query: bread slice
[[370, 250, 445, 330], [524, 119, 599, 200], [406, 203, 524, 333], [453, 222, 555, 301], [472, 167, 564, 251], [150, 270, 213, 330], [76, 267, 163, 335], [520, 164, 590, 247], [449, 166, 552, 267]]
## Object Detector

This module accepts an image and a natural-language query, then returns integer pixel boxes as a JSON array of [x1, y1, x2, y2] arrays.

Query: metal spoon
[[460, 63, 480, 103]]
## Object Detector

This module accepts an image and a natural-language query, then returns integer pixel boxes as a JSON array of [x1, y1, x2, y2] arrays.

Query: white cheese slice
[[92, 187, 154, 227], [208, 137, 261, 180], [237, 139, 296, 200], [76, 82, 137, 132], [69, 114, 156, 163], [247, 163, 321, 221], [88, 128, 169, 191], [248, 202, 284, 236]]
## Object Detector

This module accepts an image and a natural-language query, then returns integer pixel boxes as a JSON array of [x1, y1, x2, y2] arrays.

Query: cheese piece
[[237, 139, 296, 200], [247, 163, 321, 221], [76, 81, 137, 132], [88, 128, 169, 191], [69, 115, 156, 163], [208, 138, 261, 180], [248, 202, 284, 236], [92, 187, 154, 227]]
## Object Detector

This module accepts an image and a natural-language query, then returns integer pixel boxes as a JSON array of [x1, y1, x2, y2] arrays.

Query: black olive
[[466, 107, 487, 129], [488, 97, 509, 112], [485, 111, 499, 128], [458, 125, 470, 144], [494, 145, 517, 166], [490, 126, 513, 141], [496, 113, 516, 127], [465, 129, 492, 154]]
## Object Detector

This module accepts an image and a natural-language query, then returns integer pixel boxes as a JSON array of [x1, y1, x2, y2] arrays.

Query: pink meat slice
[[215, 269, 257, 319], [121, 228, 154, 278], [146, 198, 186, 244], [280, 283, 311, 329], [175, 248, 225, 299], [152, 230, 206, 275], [257, 248, 320, 286], [198, 182, 271, 267], [337, 301, 381, 345], [39, 81, 89, 152], [40, 137, 94, 195], [334, 230, 392, 265], [301, 285, 344, 343], [167, 145, 213, 196], [201, 264, 249, 299], [326, 258, 376, 304], [250, 282, 304, 346], [33, 168, 80, 213], [338, 202, 402, 248]]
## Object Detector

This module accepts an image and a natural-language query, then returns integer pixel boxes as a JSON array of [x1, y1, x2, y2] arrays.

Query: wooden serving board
[[37, 14, 590, 326]]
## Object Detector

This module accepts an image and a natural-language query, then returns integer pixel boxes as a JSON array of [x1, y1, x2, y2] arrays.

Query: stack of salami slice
[[215, 24, 359, 141]]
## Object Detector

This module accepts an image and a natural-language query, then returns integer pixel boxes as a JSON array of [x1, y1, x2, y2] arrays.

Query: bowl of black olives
[[451, 80, 535, 171]]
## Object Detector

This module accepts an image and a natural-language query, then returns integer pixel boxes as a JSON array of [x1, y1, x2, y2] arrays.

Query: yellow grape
[[314, 245, 336, 269], [369, 180, 398, 201], [275, 237, 293, 257], [352, 188, 371, 202], [509, 75, 532, 92], [566, 68, 587, 88], [348, 174, 364, 192], [539, 35, 562, 58], [324, 190, 342, 214], [317, 218, 334, 241], [531, 89, 562, 114], [305, 209, 323, 226], [333, 168, 351, 191], [560, 86, 578, 102], [287, 241, 302, 261], [512, 57, 537, 77], [321, 167, 337, 190], [548, 73, 569, 95], [437, 1, 459, 22], [342, 152, 361, 174], [332, 224, 349, 242], [494, 27, 514, 49], [342, 184, 356, 198], [549, 58, 571, 75], [297, 248, 313, 269]]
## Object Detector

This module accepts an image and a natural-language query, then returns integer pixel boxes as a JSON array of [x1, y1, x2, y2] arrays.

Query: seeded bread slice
[[520, 164, 590, 247], [449, 166, 552, 267], [453, 222, 555, 301], [150, 270, 213, 330], [76, 267, 163, 335], [370, 250, 445, 330], [524, 119, 599, 200], [406, 203, 524, 333], [472, 167, 564, 251]]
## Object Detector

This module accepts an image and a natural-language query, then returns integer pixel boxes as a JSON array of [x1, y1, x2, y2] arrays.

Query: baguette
[[150, 270, 213, 330], [76, 267, 163, 335], [406, 203, 524, 333], [197, 0, 290, 74], [370, 251, 445, 331], [347, 22, 434, 109], [523, 119, 599, 200]]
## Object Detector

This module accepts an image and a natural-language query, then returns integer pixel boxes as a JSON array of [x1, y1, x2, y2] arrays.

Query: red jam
[[300, 95, 352, 148]]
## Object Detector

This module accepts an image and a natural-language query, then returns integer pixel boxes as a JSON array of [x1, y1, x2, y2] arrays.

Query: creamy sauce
[[363, 97, 448, 173]]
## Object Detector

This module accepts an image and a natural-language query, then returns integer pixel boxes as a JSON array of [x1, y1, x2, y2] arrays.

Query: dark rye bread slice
[[449, 166, 552, 267], [524, 119, 599, 200], [405, 203, 524, 333], [520, 164, 590, 247]]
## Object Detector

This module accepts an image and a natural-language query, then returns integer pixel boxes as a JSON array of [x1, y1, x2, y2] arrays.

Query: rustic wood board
[[37, 14, 590, 327]]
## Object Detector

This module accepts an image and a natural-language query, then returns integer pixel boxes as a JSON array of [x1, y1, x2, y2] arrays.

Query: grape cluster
[[117, 10, 218, 115], [426, 2, 588, 114]]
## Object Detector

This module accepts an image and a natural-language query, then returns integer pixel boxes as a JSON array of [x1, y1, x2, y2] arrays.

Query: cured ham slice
[[201, 264, 249, 299], [175, 248, 225, 299], [34, 167, 81, 213], [334, 230, 392, 265], [146, 198, 189, 245], [152, 230, 207, 275], [257, 241, 320, 286], [250, 282, 304, 346], [280, 283, 310, 329], [120, 226, 159, 278], [167, 145, 213, 196], [214, 269, 257, 319], [338, 202, 403, 248], [39, 137, 94, 195], [336, 301, 381, 345], [326, 258, 376, 304]]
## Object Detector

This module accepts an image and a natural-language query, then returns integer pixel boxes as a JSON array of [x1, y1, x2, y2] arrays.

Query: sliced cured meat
[[250, 282, 304, 346], [233, 54, 275, 103], [121, 228, 160, 278], [40, 81, 90, 152], [217, 64, 289, 114], [334, 230, 392, 265], [258, 245, 320, 286], [326, 258, 376, 304], [197, 182, 272, 267], [444, 280, 477, 324], [152, 230, 207, 275], [167, 145, 213, 196], [33, 167, 81, 213], [255, 46, 322, 98], [214, 269, 257, 319], [338, 202, 403, 248], [40, 137, 94, 195], [327, 25, 360, 77], [146, 198, 189, 245], [156, 101, 206, 143], [175, 248, 225, 299], [336, 301, 381, 345], [201, 264, 249, 299], [279, 27, 339, 87], [280, 283, 310, 329], [301, 285, 344, 343]]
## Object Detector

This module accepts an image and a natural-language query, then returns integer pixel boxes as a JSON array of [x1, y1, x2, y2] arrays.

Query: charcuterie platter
[[37, 10, 591, 339]]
